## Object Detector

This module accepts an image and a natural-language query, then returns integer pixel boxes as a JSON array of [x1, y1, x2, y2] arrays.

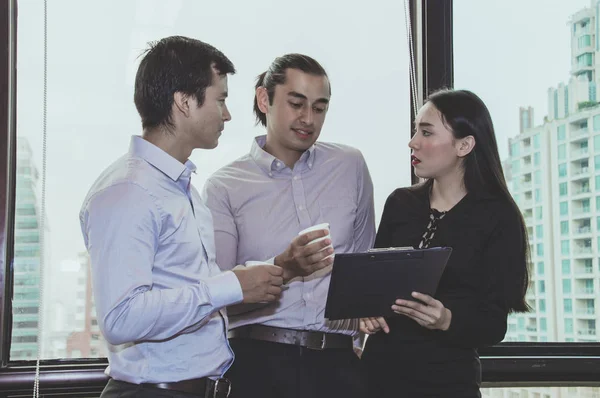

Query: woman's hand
[[391, 292, 452, 331], [359, 317, 390, 335]]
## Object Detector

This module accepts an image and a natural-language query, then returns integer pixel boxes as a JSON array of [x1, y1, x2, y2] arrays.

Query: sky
[[14, 0, 593, 274]]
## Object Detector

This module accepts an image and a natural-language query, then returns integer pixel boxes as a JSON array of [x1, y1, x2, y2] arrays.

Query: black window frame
[[0, 0, 599, 396]]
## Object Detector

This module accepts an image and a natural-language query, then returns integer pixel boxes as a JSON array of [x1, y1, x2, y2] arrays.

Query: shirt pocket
[[318, 196, 357, 252]]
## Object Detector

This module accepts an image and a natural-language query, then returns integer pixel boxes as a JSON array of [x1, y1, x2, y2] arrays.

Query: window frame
[[1, 0, 600, 395]]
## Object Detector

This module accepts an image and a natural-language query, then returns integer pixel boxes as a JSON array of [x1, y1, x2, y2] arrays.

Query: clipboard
[[324, 247, 452, 320]]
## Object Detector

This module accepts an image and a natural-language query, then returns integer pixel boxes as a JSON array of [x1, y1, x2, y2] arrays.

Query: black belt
[[141, 377, 231, 398], [228, 324, 353, 350]]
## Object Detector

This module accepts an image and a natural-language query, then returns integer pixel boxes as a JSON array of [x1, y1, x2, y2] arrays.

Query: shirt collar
[[250, 135, 316, 176], [129, 135, 196, 182]]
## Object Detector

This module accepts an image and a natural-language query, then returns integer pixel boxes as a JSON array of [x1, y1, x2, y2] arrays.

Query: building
[[487, 1, 600, 397], [11, 137, 42, 360], [66, 253, 105, 358]]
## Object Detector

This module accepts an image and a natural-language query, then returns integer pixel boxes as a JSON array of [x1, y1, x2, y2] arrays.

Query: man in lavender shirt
[[202, 54, 376, 398]]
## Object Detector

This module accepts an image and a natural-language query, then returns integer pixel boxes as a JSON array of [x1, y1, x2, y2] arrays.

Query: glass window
[[563, 279, 572, 294], [534, 170, 541, 185], [560, 201, 569, 216], [539, 299, 546, 313], [562, 259, 571, 275], [596, 155, 600, 170], [558, 125, 567, 140], [533, 134, 540, 149], [595, 135, 600, 151], [538, 280, 545, 294], [536, 243, 544, 256], [14, 0, 412, 361], [558, 144, 566, 160], [559, 182, 568, 196], [511, 142, 519, 156], [565, 318, 574, 334], [511, 159, 520, 173], [561, 240, 570, 255], [534, 188, 541, 202], [536, 224, 543, 238], [564, 299, 573, 313], [540, 317, 547, 332], [561, 220, 569, 235], [558, 163, 567, 177], [535, 207, 542, 220], [537, 261, 544, 275], [533, 151, 540, 166]]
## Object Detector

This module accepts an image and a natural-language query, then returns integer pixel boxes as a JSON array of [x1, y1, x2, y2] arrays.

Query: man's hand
[[359, 317, 390, 335], [274, 229, 334, 282], [232, 265, 284, 304]]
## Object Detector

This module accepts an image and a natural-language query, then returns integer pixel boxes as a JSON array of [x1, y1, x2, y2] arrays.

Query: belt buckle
[[212, 377, 231, 398], [306, 332, 326, 350]]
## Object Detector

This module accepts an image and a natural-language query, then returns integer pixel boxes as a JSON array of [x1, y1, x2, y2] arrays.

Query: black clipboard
[[324, 247, 452, 320]]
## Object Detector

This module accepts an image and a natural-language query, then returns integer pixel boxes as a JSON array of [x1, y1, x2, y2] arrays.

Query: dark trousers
[[226, 338, 366, 398], [101, 379, 202, 398]]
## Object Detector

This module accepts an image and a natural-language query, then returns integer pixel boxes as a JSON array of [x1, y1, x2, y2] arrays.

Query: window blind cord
[[404, 0, 419, 119], [33, 0, 48, 396]]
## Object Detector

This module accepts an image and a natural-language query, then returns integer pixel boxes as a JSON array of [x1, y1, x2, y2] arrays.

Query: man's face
[[259, 68, 330, 156], [185, 68, 231, 150]]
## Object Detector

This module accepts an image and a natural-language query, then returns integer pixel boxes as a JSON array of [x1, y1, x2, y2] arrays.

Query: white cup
[[298, 222, 334, 259]]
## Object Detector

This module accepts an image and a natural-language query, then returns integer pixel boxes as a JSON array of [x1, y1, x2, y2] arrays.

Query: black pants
[[101, 379, 203, 398], [226, 338, 366, 398]]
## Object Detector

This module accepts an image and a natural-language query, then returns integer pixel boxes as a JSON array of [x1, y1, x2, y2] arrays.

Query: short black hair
[[253, 53, 329, 126], [134, 36, 235, 130]]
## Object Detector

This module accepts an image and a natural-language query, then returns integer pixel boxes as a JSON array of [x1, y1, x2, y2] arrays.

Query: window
[[536, 225, 543, 238], [558, 144, 566, 160], [533, 134, 540, 149], [560, 201, 569, 216], [564, 299, 572, 314], [565, 318, 574, 334], [559, 182, 568, 196], [535, 207, 542, 220], [534, 188, 541, 202], [11, 0, 412, 362], [562, 259, 571, 275], [561, 221, 569, 235], [561, 240, 570, 255], [563, 279, 572, 294], [536, 243, 544, 256], [537, 261, 544, 275], [594, 135, 600, 151], [558, 163, 567, 178], [594, 115, 600, 132], [558, 125, 566, 140], [534, 170, 541, 185], [538, 280, 545, 294]]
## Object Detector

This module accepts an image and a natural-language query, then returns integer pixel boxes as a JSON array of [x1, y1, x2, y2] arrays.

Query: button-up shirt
[[202, 135, 375, 336], [80, 136, 243, 384]]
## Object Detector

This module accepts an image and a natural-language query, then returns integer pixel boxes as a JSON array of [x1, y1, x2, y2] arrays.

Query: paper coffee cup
[[298, 222, 334, 259]]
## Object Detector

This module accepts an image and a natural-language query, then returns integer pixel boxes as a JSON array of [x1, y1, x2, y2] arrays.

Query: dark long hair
[[426, 89, 530, 313], [253, 53, 330, 126]]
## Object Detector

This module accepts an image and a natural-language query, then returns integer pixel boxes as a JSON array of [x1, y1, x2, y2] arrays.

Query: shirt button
[[276, 161, 281, 167], [268, 172, 273, 177], [308, 163, 313, 168], [293, 176, 299, 180], [298, 205, 304, 210]]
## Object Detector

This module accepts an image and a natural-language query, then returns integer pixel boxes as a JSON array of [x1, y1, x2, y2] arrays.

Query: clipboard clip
[[367, 246, 414, 253]]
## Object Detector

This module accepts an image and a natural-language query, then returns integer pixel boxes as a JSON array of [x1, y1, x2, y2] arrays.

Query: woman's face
[[409, 102, 472, 181]]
